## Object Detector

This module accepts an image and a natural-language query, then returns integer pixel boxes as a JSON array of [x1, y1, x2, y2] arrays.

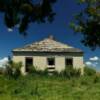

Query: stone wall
[[13, 52, 84, 75]]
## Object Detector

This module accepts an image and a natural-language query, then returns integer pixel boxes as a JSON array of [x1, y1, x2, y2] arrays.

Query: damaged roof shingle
[[13, 36, 83, 53]]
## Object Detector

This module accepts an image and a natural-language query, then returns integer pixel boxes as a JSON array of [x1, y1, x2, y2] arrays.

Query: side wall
[[13, 52, 84, 75], [34, 56, 47, 70], [55, 56, 65, 72], [73, 57, 84, 75], [13, 55, 47, 75], [13, 56, 26, 75]]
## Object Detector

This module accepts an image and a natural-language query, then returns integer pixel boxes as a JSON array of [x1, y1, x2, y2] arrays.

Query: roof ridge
[[28, 38, 73, 48]]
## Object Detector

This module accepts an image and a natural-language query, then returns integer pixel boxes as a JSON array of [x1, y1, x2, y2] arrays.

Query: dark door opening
[[25, 57, 33, 72], [47, 58, 55, 66], [65, 58, 73, 67]]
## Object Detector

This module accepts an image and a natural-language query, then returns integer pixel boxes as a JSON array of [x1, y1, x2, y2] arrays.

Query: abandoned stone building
[[12, 36, 84, 75]]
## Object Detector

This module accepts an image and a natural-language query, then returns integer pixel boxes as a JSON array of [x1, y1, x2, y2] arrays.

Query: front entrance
[[47, 57, 55, 74], [25, 57, 33, 72]]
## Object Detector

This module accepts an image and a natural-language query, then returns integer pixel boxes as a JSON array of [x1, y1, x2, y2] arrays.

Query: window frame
[[65, 58, 73, 67], [25, 57, 33, 72], [47, 57, 55, 66]]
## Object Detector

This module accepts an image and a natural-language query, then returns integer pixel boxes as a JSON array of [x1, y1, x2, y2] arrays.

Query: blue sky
[[0, 0, 100, 70]]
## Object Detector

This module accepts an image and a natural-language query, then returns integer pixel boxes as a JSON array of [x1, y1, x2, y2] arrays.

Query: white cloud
[[85, 56, 100, 69], [89, 56, 99, 61], [85, 61, 92, 66], [0, 57, 8, 68], [8, 28, 13, 32]]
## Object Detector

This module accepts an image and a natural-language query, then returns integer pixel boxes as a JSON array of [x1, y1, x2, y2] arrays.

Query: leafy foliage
[[0, 0, 57, 35], [71, 0, 100, 50], [53, 66, 81, 79], [26, 65, 37, 74], [84, 66, 96, 76], [93, 75, 100, 83], [4, 56, 22, 79], [28, 65, 48, 76]]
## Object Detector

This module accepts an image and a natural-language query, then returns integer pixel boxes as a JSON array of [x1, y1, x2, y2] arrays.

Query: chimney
[[49, 35, 54, 40]]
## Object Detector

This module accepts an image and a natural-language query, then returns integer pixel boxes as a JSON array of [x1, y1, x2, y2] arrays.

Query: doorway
[[47, 57, 55, 72], [25, 57, 33, 72]]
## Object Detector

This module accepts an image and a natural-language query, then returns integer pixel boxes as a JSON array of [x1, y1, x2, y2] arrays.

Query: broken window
[[47, 58, 55, 66], [65, 58, 73, 66]]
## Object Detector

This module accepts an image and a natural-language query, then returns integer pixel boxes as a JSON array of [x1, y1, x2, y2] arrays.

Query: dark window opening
[[47, 58, 55, 66], [25, 57, 33, 72], [65, 58, 73, 66]]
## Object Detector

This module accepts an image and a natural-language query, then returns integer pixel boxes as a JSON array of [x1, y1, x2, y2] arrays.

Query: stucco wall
[[55, 56, 65, 72], [13, 52, 84, 75], [13, 56, 26, 75], [73, 56, 84, 75], [34, 56, 47, 70], [73, 57, 84, 68]]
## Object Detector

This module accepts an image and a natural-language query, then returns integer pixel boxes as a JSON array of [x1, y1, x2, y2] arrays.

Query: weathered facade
[[12, 36, 84, 75]]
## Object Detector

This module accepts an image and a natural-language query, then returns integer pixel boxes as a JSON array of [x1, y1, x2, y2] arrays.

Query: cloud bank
[[85, 61, 92, 66], [85, 56, 100, 68], [89, 56, 99, 61], [0, 57, 8, 68], [8, 28, 13, 32]]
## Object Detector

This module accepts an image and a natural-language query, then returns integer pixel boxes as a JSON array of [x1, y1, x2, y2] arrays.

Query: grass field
[[0, 73, 100, 100]]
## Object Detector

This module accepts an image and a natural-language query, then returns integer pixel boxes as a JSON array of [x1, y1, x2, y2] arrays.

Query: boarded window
[[65, 58, 73, 66], [47, 58, 55, 66], [25, 57, 33, 72]]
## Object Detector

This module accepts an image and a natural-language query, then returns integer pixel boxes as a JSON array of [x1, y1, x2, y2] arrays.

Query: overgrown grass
[[1, 58, 99, 99], [0, 69, 100, 100]]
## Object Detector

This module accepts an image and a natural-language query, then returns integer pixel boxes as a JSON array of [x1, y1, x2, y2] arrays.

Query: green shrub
[[0, 68, 5, 75], [4, 58, 22, 79], [13, 68, 21, 79], [60, 67, 81, 79], [11, 88, 22, 95], [93, 75, 100, 83], [28, 65, 37, 74], [80, 79, 89, 85], [28, 66, 48, 76], [43, 68, 48, 75], [52, 66, 81, 79], [80, 76, 91, 86], [4, 65, 13, 79], [84, 66, 96, 76], [53, 70, 59, 76], [36, 68, 48, 76]]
